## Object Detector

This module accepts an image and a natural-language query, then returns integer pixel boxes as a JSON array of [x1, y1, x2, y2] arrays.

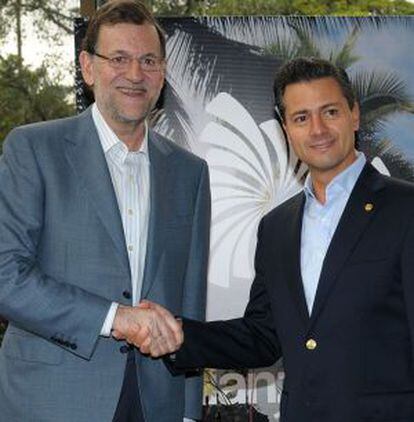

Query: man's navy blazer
[[176, 163, 414, 422]]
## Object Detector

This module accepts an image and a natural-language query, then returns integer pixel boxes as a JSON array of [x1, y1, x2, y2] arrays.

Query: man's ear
[[79, 51, 95, 87], [351, 101, 360, 132]]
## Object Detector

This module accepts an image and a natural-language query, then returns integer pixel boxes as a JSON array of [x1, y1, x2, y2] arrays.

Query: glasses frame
[[92, 51, 166, 72]]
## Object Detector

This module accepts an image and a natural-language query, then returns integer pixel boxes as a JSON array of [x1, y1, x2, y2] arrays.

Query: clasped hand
[[111, 301, 182, 357]]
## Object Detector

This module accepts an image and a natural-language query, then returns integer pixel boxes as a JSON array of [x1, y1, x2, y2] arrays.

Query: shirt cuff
[[183, 419, 197, 422], [100, 302, 119, 337]]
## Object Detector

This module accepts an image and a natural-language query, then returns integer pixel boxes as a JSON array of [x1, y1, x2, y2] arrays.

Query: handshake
[[111, 301, 183, 357]]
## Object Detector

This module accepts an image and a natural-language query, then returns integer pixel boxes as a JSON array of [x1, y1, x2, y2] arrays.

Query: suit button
[[120, 345, 130, 354], [122, 290, 132, 299], [364, 203, 374, 212], [70, 343, 77, 350], [306, 338, 317, 350]]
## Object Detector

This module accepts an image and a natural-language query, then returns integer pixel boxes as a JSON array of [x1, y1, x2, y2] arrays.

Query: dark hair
[[82, 0, 166, 58], [274, 57, 356, 121]]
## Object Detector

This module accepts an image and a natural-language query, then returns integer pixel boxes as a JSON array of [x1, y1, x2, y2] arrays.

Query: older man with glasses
[[0, 1, 210, 421]]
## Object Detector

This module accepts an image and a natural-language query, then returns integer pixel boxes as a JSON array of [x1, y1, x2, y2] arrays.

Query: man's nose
[[309, 114, 327, 136], [125, 58, 144, 81]]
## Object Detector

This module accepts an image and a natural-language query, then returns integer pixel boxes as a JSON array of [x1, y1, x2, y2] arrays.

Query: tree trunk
[[15, 0, 22, 61]]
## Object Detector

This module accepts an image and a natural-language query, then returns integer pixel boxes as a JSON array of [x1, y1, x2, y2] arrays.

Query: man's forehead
[[96, 22, 160, 46], [283, 77, 347, 109], [284, 76, 342, 94]]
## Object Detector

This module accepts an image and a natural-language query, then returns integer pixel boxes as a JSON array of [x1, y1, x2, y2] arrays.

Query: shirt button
[[122, 290, 132, 299], [128, 245, 133, 252], [127, 209, 133, 215], [306, 338, 317, 350]]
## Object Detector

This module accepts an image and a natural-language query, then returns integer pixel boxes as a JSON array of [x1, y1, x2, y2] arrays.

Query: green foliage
[[147, 0, 208, 16], [0, 1, 76, 151], [0, 0, 77, 37], [146, 0, 414, 16], [0, 55, 74, 149], [0, 1, 77, 63]]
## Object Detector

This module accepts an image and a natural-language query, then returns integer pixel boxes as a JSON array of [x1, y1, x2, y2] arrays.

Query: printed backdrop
[[75, 16, 414, 421]]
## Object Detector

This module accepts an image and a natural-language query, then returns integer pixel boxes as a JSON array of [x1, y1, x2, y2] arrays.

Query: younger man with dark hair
[[0, 1, 210, 421], [145, 57, 414, 422]]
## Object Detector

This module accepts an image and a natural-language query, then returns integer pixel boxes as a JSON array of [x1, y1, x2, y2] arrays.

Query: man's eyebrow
[[105, 49, 129, 55], [288, 108, 309, 117], [108, 50, 160, 57], [321, 102, 341, 108], [289, 102, 342, 116]]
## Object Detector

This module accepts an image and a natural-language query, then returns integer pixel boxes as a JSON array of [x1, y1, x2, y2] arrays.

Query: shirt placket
[[123, 153, 141, 305], [306, 200, 331, 312]]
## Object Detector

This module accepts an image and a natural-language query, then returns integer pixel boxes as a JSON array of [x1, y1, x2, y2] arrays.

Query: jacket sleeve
[[175, 219, 281, 371], [0, 128, 111, 359]]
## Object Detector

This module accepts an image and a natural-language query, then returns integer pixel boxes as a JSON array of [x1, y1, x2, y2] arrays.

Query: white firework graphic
[[201, 93, 307, 289]]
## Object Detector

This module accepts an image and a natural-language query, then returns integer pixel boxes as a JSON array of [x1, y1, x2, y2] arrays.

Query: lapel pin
[[364, 203, 374, 212]]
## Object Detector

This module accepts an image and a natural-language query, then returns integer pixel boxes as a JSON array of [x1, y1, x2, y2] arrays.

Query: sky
[[351, 18, 414, 161], [0, 8, 77, 85]]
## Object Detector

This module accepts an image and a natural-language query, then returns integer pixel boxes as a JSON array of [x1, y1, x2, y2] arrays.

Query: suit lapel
[[141, 131, 172, 298], [283, 192, 310, 324], [63, 108, 130, 272], [310, 163, 384, 324]]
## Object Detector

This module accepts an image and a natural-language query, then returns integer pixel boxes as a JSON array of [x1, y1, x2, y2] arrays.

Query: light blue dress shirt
[[92, 104, 151, 336], [93, 105, 196, 422], [301, 152, 366, 314]]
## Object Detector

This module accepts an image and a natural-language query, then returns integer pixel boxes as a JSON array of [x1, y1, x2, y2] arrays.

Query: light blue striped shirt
[[93, 105, 196, 422], [301, 152, 366, 314], [92, 104, 151, 334]]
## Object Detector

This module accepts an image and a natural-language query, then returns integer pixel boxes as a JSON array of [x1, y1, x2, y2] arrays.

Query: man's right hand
[[111, 304, 183, 357]]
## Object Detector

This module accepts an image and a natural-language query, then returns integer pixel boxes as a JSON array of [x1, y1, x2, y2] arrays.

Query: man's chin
[[113, 112, 148, 125]]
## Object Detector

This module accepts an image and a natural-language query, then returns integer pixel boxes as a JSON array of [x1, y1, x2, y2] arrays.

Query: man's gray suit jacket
[[0, 107, 211, 422]]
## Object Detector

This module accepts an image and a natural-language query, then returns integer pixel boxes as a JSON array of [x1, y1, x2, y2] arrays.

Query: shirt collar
[[92, 103, 149, 160], [304, 151, 366, 201]]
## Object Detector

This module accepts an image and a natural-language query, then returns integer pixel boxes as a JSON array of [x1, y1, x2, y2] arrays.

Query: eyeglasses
[[92, 51, 165, 72]]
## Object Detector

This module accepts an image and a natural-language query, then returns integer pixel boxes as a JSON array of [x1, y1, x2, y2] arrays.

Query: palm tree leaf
[[329, 26, 360, 69], [365, 138, 414, 182], [288, 23, 322, 58], [352, 70, 414, 132], [285, 16, 414, 40], [262, 34, 299, 62], [152, 80, 193, 149]]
